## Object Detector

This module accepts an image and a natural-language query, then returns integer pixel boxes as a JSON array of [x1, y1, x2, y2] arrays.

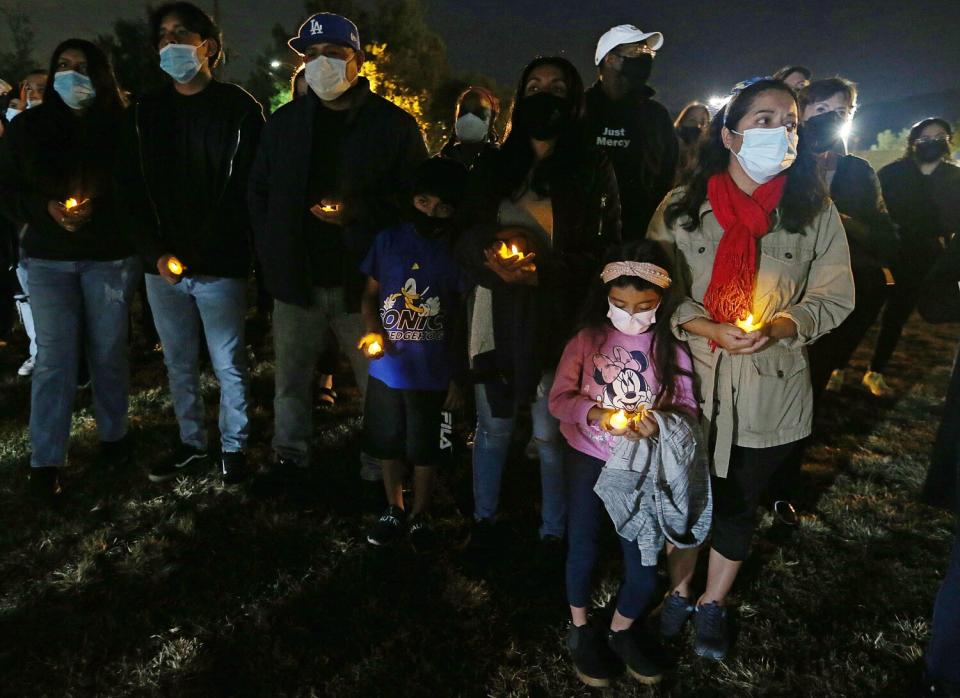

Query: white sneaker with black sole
[[149, 444, 208, 483]]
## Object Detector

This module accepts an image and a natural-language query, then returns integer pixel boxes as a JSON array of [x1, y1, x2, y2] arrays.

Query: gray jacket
[[594, 410, 712, 565]]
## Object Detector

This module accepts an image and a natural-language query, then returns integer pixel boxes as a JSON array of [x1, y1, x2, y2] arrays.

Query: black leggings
[[871, 263, 926, 374], [711, 443, 799, 561]]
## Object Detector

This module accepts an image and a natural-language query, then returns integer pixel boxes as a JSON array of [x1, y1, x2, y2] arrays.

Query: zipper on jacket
[[134, 103, 163, 233], [215, 113, 246, 208], [598, 194, 608, 238]]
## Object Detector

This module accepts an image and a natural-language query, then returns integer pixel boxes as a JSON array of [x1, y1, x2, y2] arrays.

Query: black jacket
[[829, 155, 899, 273], [584, 82, 677, 240], [0, 101, 132, 261], [918, 234, 960, 519], [457, 147, 621, 415], [248, 78, 428, 310], [117, 81, 263, 278], [878, 158, 960, 274]]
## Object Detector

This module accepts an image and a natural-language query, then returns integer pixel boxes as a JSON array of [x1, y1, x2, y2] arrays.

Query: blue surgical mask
[[159, 43, 204, 84], [5, 107, 21, 122], [730, 126, 798, 184], [53, 70, 96, 110]]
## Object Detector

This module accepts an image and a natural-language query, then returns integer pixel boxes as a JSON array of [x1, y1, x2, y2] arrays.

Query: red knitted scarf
[[702, 172, 786, 325]]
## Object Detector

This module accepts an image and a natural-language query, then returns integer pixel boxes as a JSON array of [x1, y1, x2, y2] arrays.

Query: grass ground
[[0, 310, 956, 697]]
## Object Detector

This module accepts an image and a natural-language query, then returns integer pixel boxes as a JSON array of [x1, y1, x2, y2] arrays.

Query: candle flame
[[320, 203, 340, 213], [497, 242, 523, 260], [368, 340, 382, 356], [166, 257, 184, 275], [64, 198, 79, 210], [609, 410, 630, 430], [735, 314, 762, 332]]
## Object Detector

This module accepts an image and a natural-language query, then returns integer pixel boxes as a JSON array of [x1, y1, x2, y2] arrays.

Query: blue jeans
[[272, 288, 371, 466], [927, 535, 960, 689], [145, 274, 249, 453], [565, 445, 658, 618], [473, 372, 566, 538], [27, 257, 139, 467]]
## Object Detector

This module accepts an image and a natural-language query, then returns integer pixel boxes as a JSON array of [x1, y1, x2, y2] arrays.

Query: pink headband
[[601, 262, 672, 288]]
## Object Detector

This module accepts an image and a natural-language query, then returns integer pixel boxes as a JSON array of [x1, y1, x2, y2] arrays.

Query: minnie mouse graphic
[[592, 346, 653, 415]]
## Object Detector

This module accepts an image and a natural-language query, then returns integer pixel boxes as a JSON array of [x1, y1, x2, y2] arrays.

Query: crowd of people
[[1, 3, 959, 692]]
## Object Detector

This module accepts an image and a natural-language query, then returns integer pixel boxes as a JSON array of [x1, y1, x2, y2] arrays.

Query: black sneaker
[[29, 466, 62, 502], [773, 500, 800, 526], [660, 591, 694, 639], [149, 444, 208, 483], [408, 514, 438, 553], [367, 506, 406, 546], [566, 622, 621, 688], [220, 451, 248, 485], [694, 601, 730, 660], [607, 628, 664, 685], [252, 455, 305, 495], [99, 435, 134, 469], [466, 517, 497, 553]]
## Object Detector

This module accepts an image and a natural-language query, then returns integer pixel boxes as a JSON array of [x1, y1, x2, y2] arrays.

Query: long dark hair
[[45, 39, 126, 120], [575, 240, 692, 409], [665, 78, 827, 234], [492, 56, 587, 200]]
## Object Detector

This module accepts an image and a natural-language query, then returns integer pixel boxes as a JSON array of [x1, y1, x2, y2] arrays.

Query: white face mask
[[5, 107, 21, 122], [305, 55, 353, 101], [455, 113, 490, 143], [607, 301, 658, 336], [730, 126, 798, 184]]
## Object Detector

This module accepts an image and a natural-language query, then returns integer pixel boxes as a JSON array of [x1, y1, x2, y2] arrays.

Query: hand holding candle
[[310, 199, 344, 225], [735, 313, 763, 333], [497, 241, 525, 261], [358, 333, 385, 359], [166, 256, 185, 276]]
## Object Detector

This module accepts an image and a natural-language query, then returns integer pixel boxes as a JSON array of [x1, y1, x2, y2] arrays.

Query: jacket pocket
[[741, 351, 810, 433]]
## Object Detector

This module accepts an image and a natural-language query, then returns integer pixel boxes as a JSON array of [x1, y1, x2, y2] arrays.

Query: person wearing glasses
[[864, 119, 960, 397], [440, 86, 500, 170], [585, 24, 678, 240], [249, 12, 427, 485]]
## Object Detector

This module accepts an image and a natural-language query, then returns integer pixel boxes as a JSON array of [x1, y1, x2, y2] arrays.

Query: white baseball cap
[[594, 24, 664, 65]]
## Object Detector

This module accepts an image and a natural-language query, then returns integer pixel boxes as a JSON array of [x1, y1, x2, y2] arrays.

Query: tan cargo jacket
[[648, 189, 855, 477]]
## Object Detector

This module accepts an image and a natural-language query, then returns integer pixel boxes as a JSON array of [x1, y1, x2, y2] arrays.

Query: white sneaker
[[862, 371, 892, 397], [825, 368, 845, 393], [17, 356, 35, 377]]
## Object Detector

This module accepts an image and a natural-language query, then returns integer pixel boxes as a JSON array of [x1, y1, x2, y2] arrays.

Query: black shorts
[[362, 376, 448, 466]]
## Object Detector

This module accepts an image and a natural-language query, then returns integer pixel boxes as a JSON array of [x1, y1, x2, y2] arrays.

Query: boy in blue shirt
[[359, 158, 469, 551]]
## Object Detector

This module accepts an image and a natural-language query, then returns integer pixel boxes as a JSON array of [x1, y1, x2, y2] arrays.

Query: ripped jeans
[[473, 372, 566, 538], [26, 256, 139, 467]]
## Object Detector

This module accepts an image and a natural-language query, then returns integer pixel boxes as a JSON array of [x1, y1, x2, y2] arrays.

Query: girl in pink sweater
[[549, 241, 699, 688]]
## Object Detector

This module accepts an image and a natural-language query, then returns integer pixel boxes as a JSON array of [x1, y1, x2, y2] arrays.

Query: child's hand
[[633, 411, 659, 438], [357, 332, 385, 359], [443, 382, 464, 411]]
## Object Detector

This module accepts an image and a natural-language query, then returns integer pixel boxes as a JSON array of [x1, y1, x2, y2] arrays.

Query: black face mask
[[514, 92, 571, 141], [411, 209, 455, 239], [914, 139, 950, 164], [803, 111, 845, 153], [619, 54, 653, 86], [677, 126, 701, 145]]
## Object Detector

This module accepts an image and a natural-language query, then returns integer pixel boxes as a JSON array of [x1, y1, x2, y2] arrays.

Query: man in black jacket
[[117, 2, 264, 485], [249, 12, 427, 475], [584, 24, 678, 240]]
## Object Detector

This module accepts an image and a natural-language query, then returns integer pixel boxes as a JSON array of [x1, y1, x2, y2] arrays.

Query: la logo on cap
[[310, 19, 323, 35]]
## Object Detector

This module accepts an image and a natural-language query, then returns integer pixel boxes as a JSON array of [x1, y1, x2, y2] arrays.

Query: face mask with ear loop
[[730, 126, 798, 184], [607, 301, 659, 335], [159, 40, 207, 84]]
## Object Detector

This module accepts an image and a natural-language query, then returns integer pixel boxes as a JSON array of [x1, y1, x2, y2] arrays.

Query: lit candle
[[64, 197, 79, 210], [609, 409, 630, 430], [319, 203, 341, 213], [358, 334, 384, 358], [735, 313, 763, 332], [166, 257, 185, 276], [497, 242, 523, 261], [367, 340, 382, 356]]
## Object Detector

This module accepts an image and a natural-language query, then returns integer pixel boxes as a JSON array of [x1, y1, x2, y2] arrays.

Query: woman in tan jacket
[[648, 77, 854, 660]]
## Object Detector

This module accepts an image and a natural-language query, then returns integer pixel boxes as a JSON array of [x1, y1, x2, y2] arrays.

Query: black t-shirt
[[305, 97, 348, 287]]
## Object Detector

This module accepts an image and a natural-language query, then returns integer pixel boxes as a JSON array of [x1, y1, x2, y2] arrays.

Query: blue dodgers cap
[[288, 13, 361, 54]]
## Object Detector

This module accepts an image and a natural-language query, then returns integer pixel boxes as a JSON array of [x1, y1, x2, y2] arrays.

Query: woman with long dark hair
[[649, 77, 854, 659], [458, 56, 621, 546], [863, 118, 960, 397], [0, 39, 136, 501]]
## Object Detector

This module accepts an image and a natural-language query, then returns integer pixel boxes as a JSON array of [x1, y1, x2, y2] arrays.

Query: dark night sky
[[13, 0, 960, 116]]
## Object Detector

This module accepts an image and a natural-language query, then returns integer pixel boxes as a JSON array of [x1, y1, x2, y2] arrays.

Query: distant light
[[708, 95, 730, 113], [839, 120, 854, 143], [270, 60, 281, 69]]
